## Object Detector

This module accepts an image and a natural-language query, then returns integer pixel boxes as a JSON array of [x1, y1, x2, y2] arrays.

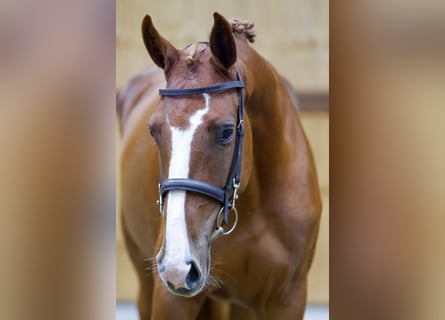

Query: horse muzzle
[[157, 258, 204, 297]]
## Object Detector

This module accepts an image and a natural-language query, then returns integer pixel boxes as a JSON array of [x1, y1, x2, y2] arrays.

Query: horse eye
[[216, 125, 234, 145]]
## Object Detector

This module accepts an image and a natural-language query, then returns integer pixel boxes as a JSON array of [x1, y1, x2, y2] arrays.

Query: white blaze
[[162, 94, 210, 286]]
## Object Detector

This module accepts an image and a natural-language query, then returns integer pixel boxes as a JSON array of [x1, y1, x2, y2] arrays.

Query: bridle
[[156, 65, 245, 242]]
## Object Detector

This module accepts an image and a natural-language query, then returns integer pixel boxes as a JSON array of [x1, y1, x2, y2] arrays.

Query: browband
[[159, 80, 244, 96]]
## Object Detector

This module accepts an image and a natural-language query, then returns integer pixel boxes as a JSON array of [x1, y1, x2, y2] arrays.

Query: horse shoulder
[[118, 66, 164, 257]]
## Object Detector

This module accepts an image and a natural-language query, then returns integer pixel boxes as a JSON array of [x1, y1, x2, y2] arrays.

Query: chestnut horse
[[118, 12, 321, 320]]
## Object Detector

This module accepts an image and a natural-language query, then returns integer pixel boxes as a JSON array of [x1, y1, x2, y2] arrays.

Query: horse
[[117, 12, 321, 320]]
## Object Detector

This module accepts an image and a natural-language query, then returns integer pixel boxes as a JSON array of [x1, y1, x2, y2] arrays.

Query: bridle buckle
[[156, 183, 164, 215], [231, 178, 240, 209]]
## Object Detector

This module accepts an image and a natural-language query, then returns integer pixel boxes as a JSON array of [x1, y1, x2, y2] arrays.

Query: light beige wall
[[300, 111, 329, 304], [117, 0, 328, 92], [116, 0, 329, 305]]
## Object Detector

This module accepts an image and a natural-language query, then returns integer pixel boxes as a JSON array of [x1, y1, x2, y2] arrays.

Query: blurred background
[[0, 1, 115, 319], [116, 0, 329, 317]]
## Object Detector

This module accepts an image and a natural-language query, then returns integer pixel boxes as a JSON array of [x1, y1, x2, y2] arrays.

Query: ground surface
[[116, 303, 329, 320]]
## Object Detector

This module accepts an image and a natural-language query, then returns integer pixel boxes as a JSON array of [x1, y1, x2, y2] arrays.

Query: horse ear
[[210, 12, 237, 70], [141, 15, 178, 71]]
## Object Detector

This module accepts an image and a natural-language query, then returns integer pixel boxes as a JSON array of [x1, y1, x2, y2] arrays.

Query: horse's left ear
[[210, 12, 237, 70]]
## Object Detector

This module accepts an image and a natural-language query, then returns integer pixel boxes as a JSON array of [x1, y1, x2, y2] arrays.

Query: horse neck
[[237, 39, 300, 166], [238, 40, 296, 135]]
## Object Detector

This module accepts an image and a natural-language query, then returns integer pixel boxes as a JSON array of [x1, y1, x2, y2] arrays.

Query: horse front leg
[[137, 278, 153, 320], [256, 278, 307, 320], [150, 275, 206, 320]]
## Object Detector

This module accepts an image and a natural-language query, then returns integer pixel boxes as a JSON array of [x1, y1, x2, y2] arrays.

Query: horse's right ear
[[141, 15, 178, 72]]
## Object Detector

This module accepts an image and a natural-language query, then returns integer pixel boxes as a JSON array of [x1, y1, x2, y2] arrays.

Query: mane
[[183, 42, 209, 67], [182, 18, 256, 68], [230, 18, 256, 43]]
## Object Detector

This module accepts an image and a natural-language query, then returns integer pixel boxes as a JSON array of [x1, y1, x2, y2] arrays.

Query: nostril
[[166, 280, 175, 290], [185, 260, 201, 289]]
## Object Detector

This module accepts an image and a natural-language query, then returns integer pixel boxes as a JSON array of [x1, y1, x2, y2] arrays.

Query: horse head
[[142, 12, 252, 297]]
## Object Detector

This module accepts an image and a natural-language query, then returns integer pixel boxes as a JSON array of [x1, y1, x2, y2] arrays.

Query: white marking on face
[[161, 94, 210, 287]]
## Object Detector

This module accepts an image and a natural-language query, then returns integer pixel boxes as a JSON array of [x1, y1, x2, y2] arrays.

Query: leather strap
[[159, 80, 244, 96], [160, 179, 226, 204]]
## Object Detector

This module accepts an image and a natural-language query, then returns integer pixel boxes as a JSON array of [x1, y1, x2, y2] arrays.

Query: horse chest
[[210, 222, 299, 301]]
